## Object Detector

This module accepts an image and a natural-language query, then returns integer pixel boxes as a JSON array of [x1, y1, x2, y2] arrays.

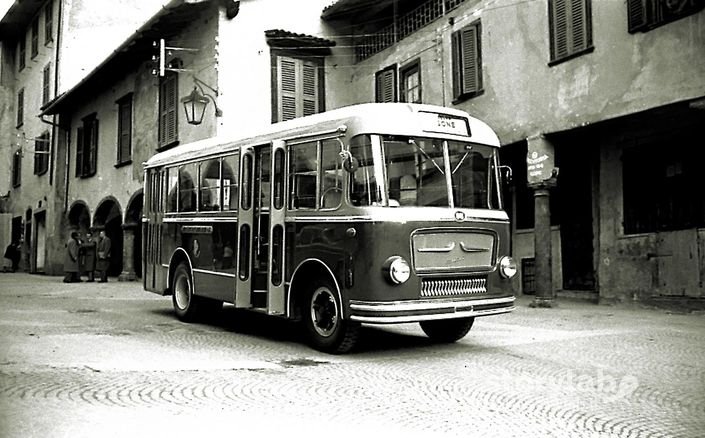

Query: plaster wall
[[340, 1, 705, 144], [215, 0, 348, 139], [1, 0, 60, 273]]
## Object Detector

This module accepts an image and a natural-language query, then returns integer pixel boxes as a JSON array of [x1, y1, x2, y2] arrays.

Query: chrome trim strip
[[418, 242, 455, 253], [351, 306, 514, 324], [164, 216, 238, 223], [350, 296, 514, 312], [192, 268, 237, 278], [459, 242, 489, 253]]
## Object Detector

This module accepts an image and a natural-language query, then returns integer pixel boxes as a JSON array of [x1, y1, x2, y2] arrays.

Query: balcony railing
[[354, 0, 466, 62]]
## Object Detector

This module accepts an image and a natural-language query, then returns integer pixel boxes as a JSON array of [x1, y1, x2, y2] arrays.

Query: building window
[[451, 20, 483, 102], [31, 17, 39, 58], [76, 115, 99, 178], [548, 0, 593, 65], [117, 94, 133, 165], [375, 65, 397, 103], [42, 63, 51, 106], [400, 60, 422, 104], [158, 71, 178, 149], [34, 132, 50, 176], [12, 151, 22, 188], [274, 56, 322, 122], [45, 2, 53, 44], [18, 35, 26, 71], [17, 88, 24, 127], [627, 0, 705, 33], [622, 138, 704, 234]]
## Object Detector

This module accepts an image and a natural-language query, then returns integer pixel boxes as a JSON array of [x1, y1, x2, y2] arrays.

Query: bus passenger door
[[144, 169, 165, 294], [235, 147, 254, 308], [267, 140, 286, 315]]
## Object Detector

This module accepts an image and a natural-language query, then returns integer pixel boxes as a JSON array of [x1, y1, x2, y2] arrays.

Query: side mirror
[[339, 149, 358, 173], [499, 165, 513, 186], [343, 156, 359, 173]]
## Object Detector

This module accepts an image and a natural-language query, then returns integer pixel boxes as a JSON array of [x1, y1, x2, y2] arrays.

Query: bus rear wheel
[[420, 317, 475, 343], [172, 262, 220, 322], [303, 282, 360, 354]]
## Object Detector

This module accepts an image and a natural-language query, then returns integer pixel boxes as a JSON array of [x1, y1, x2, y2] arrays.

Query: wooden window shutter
[[452, 22, 482, 100], [302, 61, 318, 117], [118, 97, 132, 162], [87, 119, 98, 175], [12, 151, 21, 187], [159, 73, 178, 147], [276, 56, 320, 122], [549, 0, 592, 63], [17, 89, 24, 127], [76, 126, 84, 177], [42, 64, 51, 105], [375, 66, 397, 103], [278, 57, 298, 121]]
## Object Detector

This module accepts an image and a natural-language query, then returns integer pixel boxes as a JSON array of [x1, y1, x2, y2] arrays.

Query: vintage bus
[[143, 103, 517, 353]]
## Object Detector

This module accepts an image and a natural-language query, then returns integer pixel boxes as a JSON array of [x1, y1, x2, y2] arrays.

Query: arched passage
[[67, 202, 91, 233], [94, 198, 123, 277], [122, 191, 143, 280]]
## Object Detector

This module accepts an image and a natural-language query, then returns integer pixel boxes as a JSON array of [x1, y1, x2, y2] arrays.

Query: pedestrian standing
[[63, 231, 81, 283], [3, 240, 21, 272], [81, 232, 97, 282], [96, 230, 112, 283]]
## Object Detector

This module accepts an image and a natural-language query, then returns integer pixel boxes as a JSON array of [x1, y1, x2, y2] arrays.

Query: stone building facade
[[3, 0, 705, 303]]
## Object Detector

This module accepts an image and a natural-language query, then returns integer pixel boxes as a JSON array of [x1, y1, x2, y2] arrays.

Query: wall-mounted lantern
[[181, 87, 210, 125], [180, 78, 223, 126]]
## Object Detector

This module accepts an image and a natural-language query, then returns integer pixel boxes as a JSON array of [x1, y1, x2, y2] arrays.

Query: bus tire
[[171, 262, 207, 322], [420, 317, 475, 343], [303, 281, 360, 354]]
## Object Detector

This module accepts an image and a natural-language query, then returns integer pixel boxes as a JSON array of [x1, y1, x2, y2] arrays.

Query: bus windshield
[[350, 134, 501, 209]]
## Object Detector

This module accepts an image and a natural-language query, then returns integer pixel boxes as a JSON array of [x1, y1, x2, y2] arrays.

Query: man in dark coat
[[80, 231, 97, 282], [4, 240, 21, 272], [96, 230, 112, 283], [63, 231, 80, 283]]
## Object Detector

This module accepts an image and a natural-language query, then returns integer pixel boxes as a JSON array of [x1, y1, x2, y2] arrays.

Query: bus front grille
[[420, 277, 487, 297]]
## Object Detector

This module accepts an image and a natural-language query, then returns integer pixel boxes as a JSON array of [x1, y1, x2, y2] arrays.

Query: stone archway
[[93, 199, 123, 277], [67, 202, 91, 233], [120, 191, 143, 281]]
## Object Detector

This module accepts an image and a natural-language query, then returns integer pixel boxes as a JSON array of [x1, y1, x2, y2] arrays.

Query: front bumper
[[349, 295, 515, 324]]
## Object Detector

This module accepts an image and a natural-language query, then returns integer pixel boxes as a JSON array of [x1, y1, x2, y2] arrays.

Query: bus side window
[[167, 167, 178, 212], [222, 154, 239, 211], [200, 158, 221, 211], [179, 163, 198, 213], [289, 141, 317, 209]]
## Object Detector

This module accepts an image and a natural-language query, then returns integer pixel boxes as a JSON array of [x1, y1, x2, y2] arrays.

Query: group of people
[[63, 230, 112, 283]]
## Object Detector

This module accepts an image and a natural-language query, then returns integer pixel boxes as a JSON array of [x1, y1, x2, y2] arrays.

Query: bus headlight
[[499, 256, 517, 279], [383, 256, 411, 285]]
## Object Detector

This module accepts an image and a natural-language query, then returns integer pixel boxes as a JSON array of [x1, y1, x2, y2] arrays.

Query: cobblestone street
[[0, 273, 703, 437]]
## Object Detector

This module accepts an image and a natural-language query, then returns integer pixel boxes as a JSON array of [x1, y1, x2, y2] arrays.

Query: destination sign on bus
[[419, 111, 470, 137]]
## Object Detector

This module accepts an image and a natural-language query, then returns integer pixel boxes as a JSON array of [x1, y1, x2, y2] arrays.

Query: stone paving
[[0, 273, 703, 437]]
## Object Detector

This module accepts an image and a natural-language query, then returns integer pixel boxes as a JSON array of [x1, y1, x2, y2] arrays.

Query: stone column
[[118, 222, 137, 281], [526, 134, 558, 308], [530, 183, 556, 307]]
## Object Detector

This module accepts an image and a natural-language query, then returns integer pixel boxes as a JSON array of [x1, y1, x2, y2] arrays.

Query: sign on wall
[[527, 135, 557, 186]]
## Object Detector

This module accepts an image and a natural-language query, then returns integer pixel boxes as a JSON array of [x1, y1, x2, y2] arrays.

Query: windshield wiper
[[409, 139, 444, 175]]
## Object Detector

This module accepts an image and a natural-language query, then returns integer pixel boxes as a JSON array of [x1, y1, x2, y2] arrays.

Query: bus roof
[[144, 103, 501, 169]]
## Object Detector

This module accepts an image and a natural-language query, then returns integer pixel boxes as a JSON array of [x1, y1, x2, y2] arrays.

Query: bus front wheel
[[172, 262, 220, 322], [303, 282, 360, 354], [420, 317, 475, 343]]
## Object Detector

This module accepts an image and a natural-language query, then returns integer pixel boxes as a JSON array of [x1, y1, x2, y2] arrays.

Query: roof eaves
[[42, 0, 211, 116]]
